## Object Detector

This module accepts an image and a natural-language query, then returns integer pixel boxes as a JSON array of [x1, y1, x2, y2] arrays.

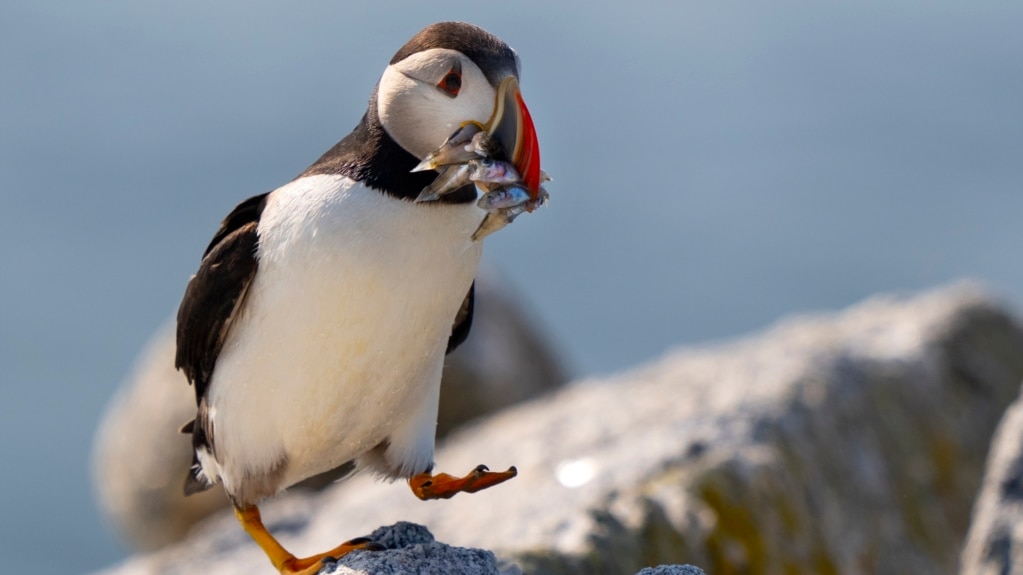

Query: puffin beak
[[486, 76, 542, 198]]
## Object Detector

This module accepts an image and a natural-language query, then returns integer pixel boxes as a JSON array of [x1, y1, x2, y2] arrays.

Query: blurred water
[[1, 1, 1021, 572]]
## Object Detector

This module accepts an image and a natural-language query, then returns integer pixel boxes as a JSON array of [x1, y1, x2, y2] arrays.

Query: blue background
[[2, 1, 1021, 573]]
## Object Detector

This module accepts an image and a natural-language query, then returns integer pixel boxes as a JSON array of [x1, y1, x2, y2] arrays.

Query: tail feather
[[183, 452, 214, 496]]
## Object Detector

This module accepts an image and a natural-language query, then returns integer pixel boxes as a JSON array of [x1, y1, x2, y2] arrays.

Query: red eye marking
[[437, 62, 462, 97]]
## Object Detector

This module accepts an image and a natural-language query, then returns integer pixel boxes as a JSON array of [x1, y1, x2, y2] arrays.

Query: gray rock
[[320, 523, 503, 575], [633, 567, 706, 575], [96, 283, 1023, 575], [960, 384, 1023, 574], [92, 266, 567, 551]]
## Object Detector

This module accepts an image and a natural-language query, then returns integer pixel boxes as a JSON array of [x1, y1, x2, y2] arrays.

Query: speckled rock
[[319, 523, 503, 575], [95, 284, 1023, 575], [960, 384, 1023, 574], [92, 266, 566, 551], [633, 566, 706, 575]]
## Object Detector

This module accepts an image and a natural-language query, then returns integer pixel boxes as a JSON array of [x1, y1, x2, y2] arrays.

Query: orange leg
[[408, 464, 517, 500], [234, 505, 380, 575]]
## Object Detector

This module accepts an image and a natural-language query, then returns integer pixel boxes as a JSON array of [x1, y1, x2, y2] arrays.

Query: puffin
[[174, 22, 541, 575]]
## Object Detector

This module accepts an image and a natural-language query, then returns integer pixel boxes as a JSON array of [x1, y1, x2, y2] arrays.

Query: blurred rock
[[92, 266, 567, 552], [438, 268, 567, 437], [960, 384, 1023, 574], [92, 320, 226, 553], [96, 283, 1023, 575]]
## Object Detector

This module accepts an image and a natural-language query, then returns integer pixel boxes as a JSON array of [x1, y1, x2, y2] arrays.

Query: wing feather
[[175, 193, 268, 404], [446, 281, 474, 354], [175, 193, 268, 494]]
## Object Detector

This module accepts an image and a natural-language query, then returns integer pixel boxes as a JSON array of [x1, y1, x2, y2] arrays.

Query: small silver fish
[[467, 158, 520, 186], [477, 184, 530, 211], [469, 130, 504, 159], [535, 185, 550, 206], [411, 122, 485, 173], [471, 210, 515, 241], [415, 163, 471, 203], [472, 187, 549, 241]]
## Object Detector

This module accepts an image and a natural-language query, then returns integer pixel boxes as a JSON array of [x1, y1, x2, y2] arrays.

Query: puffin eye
[[437, 62, 462, 97]]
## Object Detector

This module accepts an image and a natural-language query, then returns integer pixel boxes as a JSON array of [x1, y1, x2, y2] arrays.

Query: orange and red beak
[[486, 76, 542, 199]]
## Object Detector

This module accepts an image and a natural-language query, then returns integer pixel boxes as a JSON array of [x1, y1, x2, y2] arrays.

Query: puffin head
[[377, 22, 542, 194]]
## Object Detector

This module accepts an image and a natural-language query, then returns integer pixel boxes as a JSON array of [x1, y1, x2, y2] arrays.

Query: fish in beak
[[411, 73, 549, 242], [413, 76, 542, 198]]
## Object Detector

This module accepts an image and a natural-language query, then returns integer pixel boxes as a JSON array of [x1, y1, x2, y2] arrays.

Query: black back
[[299, 90, 477, 204]]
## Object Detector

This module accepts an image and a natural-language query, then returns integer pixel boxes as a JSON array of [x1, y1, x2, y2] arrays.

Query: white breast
[[202, 174, 484, 501]]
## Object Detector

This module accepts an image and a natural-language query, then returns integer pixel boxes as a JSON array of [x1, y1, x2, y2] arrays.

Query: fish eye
[[437, 62, 462, 97]]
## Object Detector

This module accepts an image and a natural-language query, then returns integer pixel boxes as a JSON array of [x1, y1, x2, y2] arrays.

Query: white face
[[378, 48, 505, 160]]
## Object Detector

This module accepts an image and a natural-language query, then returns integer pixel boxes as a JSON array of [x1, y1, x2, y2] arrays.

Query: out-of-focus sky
[[2, 1, 1021, 573]]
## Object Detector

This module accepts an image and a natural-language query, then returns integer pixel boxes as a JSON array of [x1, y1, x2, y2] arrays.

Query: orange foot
[[235, 505, 382, 575], [409, 464, 518, 500]]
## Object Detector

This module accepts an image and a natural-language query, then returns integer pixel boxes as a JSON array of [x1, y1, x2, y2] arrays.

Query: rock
[[100, 522, 510, 575], [92, 320, 227, 553], [98, 521, 699, 575], [960, 384, 1023, 574], [319, 522, 506, 575], [633, 567, 706, 575], [437, 267, 567, 437], [95, 283, 1023, 575], [92, 266, 567, 551]]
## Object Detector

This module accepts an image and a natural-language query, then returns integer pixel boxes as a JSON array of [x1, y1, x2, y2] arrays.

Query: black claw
[[473, 464, 490, 474], [340, 537, 385, 552]]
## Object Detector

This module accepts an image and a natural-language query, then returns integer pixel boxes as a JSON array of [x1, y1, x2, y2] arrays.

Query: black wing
[[176, 193, 269, 494], [446, 281, 474, 354], [175, 193, 269, 405]]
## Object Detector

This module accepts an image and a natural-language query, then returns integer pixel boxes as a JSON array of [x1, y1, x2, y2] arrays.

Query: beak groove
[[487, 77, 542, 199]]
